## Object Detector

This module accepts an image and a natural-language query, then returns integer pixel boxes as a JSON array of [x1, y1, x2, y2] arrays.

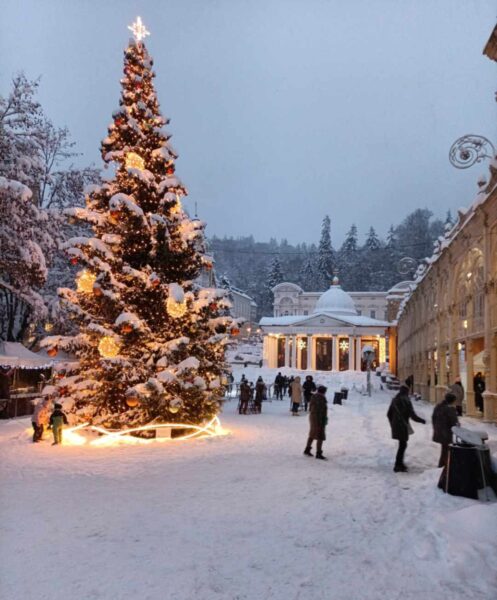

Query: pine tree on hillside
[[298, 255, 318, 291], [317, 215, 334, 289], [44, 19, 238, 428], [267, 256, 284, 289], [337, 224, 360, 290]]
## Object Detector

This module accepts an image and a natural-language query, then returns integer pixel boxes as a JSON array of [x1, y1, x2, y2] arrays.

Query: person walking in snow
[[302, 375, 316, 412], [239, 380, 250, 415], [254, 376, 265, 414], [448, 377, 464, 417], [287, 376, 294, 397], [32, 398, 50, 442], [49, 403, 69, 446], [432, 392, 459, 468], [290, 376, 302, 415], [387, 385, 426, 472], [303, 385, 328, 459]]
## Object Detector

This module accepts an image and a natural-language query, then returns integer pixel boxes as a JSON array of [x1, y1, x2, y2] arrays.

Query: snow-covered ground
[[1, 366, 497, 600]]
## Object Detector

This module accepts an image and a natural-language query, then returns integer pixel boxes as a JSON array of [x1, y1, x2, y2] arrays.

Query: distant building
[[229, 286, 258, 324], [272, 282, 390, 321], [260, 278, 396, 372]]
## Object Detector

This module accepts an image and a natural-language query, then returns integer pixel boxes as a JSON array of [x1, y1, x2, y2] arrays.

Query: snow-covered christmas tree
[[44, 18, 239, 429]]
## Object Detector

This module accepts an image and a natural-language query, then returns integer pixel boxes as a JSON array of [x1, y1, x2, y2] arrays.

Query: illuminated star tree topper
[[128, 16, 150, 42]]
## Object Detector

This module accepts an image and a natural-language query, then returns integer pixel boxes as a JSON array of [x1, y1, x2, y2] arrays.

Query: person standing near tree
[[302, 375, 316, 412], [432, 392, 459, 468], [303, 385, 328, 459], [448, 377, 464, 417], [49, 403, 68, 446], [32, 398, 50, 443], [387, 385, 426, 472], [290, 376, 302, 415]]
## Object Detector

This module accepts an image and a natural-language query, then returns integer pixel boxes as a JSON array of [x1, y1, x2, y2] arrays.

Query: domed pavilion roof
[[313, 277, 357, 316]]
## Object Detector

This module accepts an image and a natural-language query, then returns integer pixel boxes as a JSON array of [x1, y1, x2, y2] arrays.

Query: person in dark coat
[[302, 375, 316, 412], [239, 380, 250, 414], [254, 376, 265, 414], [274, 372, 284, 400], [432, 392, 459, 468], [473, 372, 485, 412], [282, 376, 289, 396], [448, 377, 464, 416], [287, 376, 294, 397], [387, 385, 426, 472], [304, 385, 328, 460]]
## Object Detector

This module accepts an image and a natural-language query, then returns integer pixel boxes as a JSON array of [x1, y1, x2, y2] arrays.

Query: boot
[[303, 448, 313, 457], [393, 464, 408, 472], [316, 453, 327, 460]]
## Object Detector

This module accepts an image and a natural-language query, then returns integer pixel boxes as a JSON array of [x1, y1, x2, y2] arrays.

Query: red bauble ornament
[[230, 327, 240, 336], [59, 386, 68, 396], [69, 257, 78, 266], [205, 262, 213, 271], [120, 323, 133, 334], [109, 209, 121, 222], [126, 395, 139, 408], [47, 347, 58, 358], [166, 165, 175, 176], [151, 278, 160, 288], [209, 302, 218, 311], [93, 285, 103, 297]]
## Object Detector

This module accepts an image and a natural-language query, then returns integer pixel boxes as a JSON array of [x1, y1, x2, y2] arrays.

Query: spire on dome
[[332, 275, 339, 286]]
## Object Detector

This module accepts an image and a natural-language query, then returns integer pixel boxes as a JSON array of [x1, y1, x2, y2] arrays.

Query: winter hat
[[317, 385, 327, 394], [444, 393, 457, 404], [54, 402, 62, 409]]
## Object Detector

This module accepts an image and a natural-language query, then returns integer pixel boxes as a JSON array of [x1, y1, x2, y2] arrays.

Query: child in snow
[[49, 403, 69, 445], [32, 398, 50, 442]]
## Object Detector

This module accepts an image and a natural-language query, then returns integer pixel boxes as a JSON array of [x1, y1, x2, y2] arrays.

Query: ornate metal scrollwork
[[449, 135, 495, 169]]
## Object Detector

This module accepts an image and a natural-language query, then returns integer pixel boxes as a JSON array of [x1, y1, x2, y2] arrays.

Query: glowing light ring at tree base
[[59, 416, 226, 446]]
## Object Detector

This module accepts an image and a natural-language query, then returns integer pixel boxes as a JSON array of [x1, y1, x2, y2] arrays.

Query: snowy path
[[1, 388, 496, 600]]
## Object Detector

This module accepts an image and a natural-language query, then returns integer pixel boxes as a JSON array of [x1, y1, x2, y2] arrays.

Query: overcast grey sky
[[2, 0, 496, 245]]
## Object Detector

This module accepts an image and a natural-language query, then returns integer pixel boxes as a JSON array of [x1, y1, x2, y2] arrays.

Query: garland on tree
[[43, 18, 240, 429]]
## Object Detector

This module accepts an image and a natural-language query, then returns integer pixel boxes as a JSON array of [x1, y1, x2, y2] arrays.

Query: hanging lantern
[[126, 394, 139, 408], [120, 323, 133, 334], [167, 296, 187, 318], [230, 326, 240, 336], [47, 347, 58, 358], [125, 152, 145, 170], [98, 336, 120, 358], [69, 256, 79, 266], [76, 270, 97, 294], [166, 283, 187, 319]]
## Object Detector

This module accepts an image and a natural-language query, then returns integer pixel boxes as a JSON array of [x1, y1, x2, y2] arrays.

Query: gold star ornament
[[128, 16, 150, 42]]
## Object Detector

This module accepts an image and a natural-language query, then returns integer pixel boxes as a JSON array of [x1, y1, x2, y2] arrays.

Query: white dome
[[313, 280, 357, 316]]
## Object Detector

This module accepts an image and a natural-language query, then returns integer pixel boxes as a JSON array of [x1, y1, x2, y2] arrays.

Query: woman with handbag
[[387, 385, 426, 472]]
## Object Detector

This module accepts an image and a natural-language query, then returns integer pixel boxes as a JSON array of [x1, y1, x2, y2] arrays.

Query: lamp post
[[362, 345, 375, 397]]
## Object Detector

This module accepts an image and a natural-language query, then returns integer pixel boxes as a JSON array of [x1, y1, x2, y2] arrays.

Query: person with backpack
[[49, 403, 69, 446], [387, 385, 426, 472]]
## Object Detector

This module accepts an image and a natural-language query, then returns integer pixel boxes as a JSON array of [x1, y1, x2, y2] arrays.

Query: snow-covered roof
[[259, 312, 390, 328], [0, 342, 53, 369], [313, 279, 357, 316]]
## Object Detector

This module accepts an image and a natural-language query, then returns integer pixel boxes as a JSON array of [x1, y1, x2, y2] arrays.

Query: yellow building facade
[[397, 163, 497, 422]]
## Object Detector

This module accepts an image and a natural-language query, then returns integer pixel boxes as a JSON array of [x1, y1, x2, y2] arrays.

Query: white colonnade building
[[260, 278, 394, 372]]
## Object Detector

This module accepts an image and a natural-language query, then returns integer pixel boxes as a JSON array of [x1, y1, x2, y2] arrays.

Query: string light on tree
[[128, 16, 150, 42]]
